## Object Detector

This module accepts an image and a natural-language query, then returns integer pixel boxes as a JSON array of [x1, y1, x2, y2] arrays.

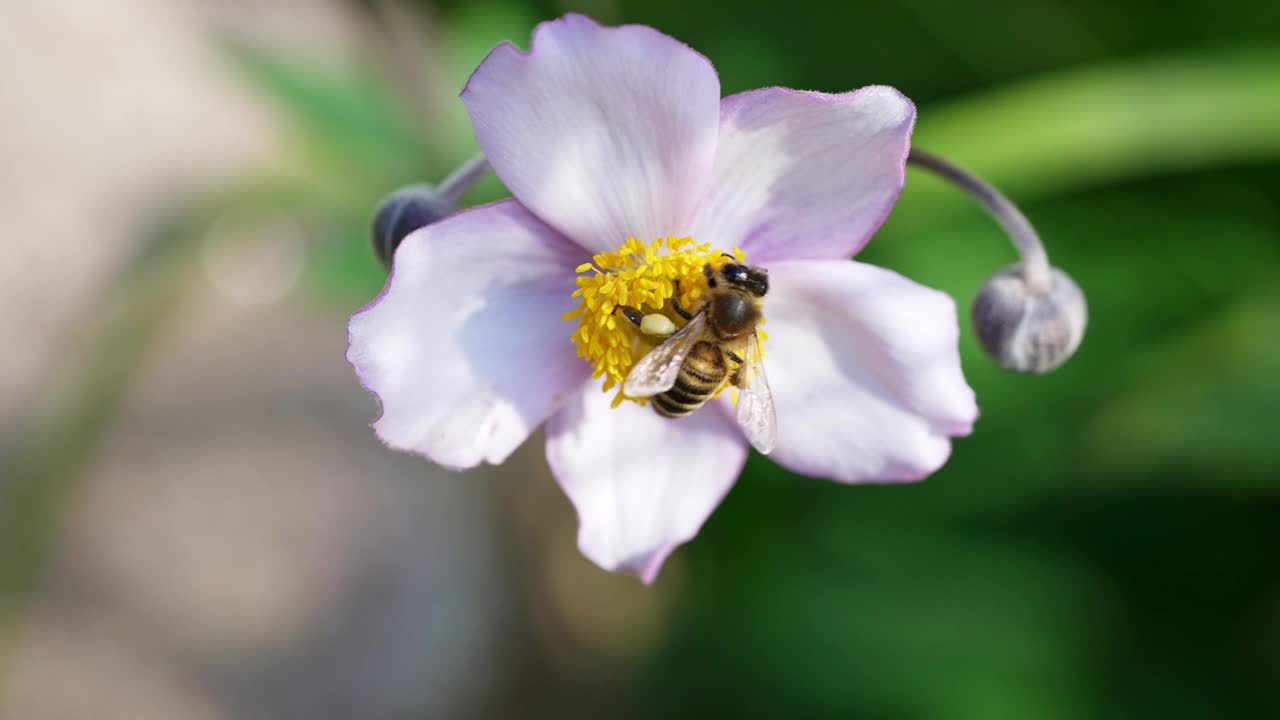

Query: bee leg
[[725, 351, 745, 385], [613, 305, 645, 327], [670, 280, 694, 320]]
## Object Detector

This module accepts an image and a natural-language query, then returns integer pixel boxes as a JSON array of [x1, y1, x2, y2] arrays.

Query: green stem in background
[[0, 182, 312, 683], [357, 0, 454, 137], [0, 225, 191, 680]]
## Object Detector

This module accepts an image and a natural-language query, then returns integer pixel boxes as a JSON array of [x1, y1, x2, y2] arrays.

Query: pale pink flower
[[348, 14, 978, 582]]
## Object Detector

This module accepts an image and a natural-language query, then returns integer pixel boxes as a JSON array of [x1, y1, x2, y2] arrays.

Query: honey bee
[[617, 260, 777, 454]]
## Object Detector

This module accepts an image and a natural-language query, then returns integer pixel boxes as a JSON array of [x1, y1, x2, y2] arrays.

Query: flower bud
[[371, 185, 457, 270], [971, 264, 1086, 374]]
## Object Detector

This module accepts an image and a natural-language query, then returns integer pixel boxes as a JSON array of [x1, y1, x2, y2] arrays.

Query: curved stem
[[907, 147, 1051, 293], [437, 154, 490, 204]]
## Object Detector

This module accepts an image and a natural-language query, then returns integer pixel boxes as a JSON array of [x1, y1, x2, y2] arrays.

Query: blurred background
[[1, 0, 1277, 718]]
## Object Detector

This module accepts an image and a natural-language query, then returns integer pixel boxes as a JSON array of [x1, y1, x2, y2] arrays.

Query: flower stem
[[437, 154, 490, 204], [907, 147, 1051, 294]]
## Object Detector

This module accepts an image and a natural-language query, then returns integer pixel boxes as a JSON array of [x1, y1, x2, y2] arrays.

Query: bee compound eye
[[722, 264, 748, 284], [371, 185, 457, 270]]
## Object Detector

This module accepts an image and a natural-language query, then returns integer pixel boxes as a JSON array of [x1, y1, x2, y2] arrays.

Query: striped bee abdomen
[[654, 341, 726, 418]]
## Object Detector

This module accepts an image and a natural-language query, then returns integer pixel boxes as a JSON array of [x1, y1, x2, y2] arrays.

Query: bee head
[[719, 262, 769, 297]]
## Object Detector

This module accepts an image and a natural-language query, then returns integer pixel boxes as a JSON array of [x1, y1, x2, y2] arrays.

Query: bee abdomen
[[653, 384, 710, 417], [654, 342, 725, 418]]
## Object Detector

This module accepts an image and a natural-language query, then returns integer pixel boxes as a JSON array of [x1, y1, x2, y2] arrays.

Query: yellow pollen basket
[[562, 236, 745, 408]]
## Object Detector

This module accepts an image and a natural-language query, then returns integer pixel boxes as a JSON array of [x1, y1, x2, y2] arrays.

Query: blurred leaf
[[1082, 290, 1280, 487], [901, 46, 1280, 222], [220, 39, 433, 190]]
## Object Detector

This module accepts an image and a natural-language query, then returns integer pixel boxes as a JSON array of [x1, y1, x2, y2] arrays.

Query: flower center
[[563, 236, 742, 407]]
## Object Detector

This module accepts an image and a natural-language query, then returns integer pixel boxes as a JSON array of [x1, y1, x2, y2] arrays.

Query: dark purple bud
[[972, 264, 1087, 373], [371, 185, 456, 270]]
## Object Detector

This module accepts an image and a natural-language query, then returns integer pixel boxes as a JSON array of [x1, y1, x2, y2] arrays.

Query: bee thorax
[[708, 292, 758, 339]]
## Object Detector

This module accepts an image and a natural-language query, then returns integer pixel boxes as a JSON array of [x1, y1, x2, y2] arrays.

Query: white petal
[[461, 14, 721, 254], [348, 201, 591, 469], [545, 385, 748, 582], [761, 259, 978, 483], [691, 86, 915, 262]]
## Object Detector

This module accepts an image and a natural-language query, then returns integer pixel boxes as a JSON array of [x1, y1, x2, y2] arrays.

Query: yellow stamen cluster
[[563, 236, 742, 407]]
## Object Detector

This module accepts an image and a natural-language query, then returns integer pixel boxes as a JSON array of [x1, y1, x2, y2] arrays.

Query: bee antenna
[[720, 252, 735, 260]]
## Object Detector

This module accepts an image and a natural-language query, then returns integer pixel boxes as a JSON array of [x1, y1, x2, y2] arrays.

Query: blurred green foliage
[[14, 0, 1270, 717]]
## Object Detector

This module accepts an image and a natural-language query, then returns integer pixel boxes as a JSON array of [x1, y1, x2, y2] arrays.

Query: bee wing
[[734, 333, 777, 454], [623, 310, 707, 398]]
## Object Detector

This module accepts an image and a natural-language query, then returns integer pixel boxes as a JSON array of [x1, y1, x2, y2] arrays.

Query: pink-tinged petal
[[761, 259, 978, 483], [348, 200, 591, 470], [691, 86, 915, 263], [461, 14, 720, 254], [545, 385, 748, 583]]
